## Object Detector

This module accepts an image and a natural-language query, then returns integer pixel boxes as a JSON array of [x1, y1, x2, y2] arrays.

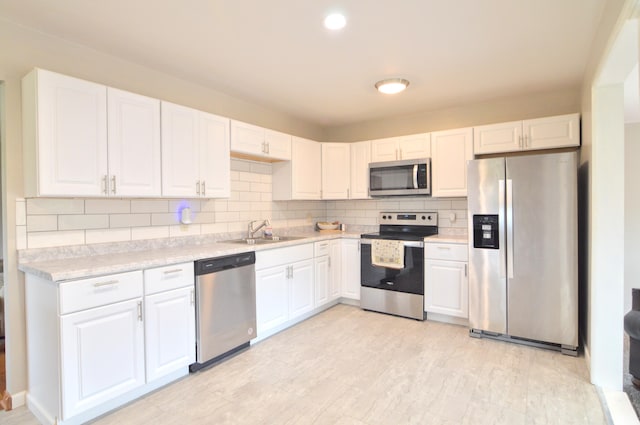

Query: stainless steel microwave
[[369, 158, 431, 196]]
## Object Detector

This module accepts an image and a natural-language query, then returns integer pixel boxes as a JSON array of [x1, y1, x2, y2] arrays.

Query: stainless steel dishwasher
[[190, 251, 256, 372]]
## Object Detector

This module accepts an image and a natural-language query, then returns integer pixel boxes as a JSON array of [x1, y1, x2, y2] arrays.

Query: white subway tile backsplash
[[169, 224, 202, 238], [19, 157, 468, 252], [151, 213, 178, 226], [86, 228, 131, 244], [59, 214, 109, 230], [27, 215, 58, 232], [169, 199, 200, 213], [16, 199, 26, 226], [109, 214, 151, 228], [131, 226, 170, 241], [131, 200, 170, 213], [85, 199, 130, 214], [28, 230, 85, 249], [27, 198, 84, 215]]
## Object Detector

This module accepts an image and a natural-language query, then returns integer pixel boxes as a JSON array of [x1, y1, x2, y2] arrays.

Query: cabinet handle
[[202, 180, 206, 197], [464, 264, 468, 277], [395, 149, 399, 160], [265, 142, 270, 154], [163, 268, 183, 274], [111, 175, 117, 195], [399, 148, 403, 159], [94, 279, 119, 288], [437, 246, 451, 250], [196, 181, 201, 195], [328, 257, 331, 267], [102, 175, 108, 195], [137, 301, 143, 321], [524, 135, 529, 147], [347, 188, 350, 199]]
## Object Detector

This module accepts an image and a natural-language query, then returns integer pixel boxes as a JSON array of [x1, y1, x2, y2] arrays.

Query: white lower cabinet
[[329, 240, 342, 301], [26, 264, 195, 425], [424, 242, 469, 319], [255, 244, 314, 339], [143, 263, 195, 383], [60, 298, 145, 419], [314, 254, 330, 307], [341, 239, 361, 300]]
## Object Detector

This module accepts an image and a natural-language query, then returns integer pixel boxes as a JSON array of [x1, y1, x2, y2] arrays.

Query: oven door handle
[[360, 239, 424, 248]]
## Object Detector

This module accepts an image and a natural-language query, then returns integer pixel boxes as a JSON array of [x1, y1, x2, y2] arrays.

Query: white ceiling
[[0, 0, 606, 127]]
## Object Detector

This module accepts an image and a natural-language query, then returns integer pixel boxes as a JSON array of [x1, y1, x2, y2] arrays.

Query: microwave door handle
[[413, 164, 418, 189]]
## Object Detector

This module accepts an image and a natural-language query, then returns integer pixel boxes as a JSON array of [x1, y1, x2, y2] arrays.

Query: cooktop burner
[[361, 212, 438, 241]]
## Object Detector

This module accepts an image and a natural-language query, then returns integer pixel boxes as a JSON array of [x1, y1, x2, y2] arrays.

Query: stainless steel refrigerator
[[467, 151, 578, 355]]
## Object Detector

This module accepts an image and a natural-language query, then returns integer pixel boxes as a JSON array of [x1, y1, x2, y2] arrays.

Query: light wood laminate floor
[[2, 304, 605, 424]]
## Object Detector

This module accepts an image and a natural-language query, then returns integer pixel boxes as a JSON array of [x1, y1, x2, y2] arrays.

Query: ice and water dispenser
[[473, 215, 499, 249]]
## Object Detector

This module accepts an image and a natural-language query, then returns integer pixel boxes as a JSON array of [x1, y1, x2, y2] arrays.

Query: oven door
[[360, 239, 424, 295]]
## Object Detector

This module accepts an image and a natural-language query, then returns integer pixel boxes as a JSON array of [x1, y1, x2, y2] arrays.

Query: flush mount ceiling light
[[375, 78, 410, 94], [324, 13, 346, 30]]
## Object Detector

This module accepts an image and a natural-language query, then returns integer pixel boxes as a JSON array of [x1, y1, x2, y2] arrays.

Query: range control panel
[[378, 212, 438, 226]]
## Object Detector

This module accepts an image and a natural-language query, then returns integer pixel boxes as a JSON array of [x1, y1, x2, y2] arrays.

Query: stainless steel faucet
[[248, 219, 270, 239]]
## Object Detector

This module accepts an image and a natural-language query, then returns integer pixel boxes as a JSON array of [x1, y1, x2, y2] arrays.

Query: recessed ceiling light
[[324, 13, 346, 30], [375, 78, 410, 94]]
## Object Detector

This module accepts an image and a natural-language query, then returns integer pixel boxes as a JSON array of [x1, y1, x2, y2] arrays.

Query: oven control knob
[[427, 215, 432, 220], [422, 215, 426, 220], [382, 215, 387, 219]]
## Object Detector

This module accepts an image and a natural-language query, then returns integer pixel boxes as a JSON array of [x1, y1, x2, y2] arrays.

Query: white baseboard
[[426, 312, 469, 327], [11, 390, 26, 408], [600, 388, 640, 425]]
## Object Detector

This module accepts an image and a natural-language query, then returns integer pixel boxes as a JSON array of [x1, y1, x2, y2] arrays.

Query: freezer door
[[467, 158, 507, 334], [505, 152, 578, 347]]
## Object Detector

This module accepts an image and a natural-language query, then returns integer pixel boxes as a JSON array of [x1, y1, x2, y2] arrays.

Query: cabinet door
[[291, 137, 322, 199], [341, 239, 361, 300], [256, 266, 289, 334], [31, 69, 108, 196], [350, 141, 371, 199], [289, 259, 314, 318], [199, 112, 230, 198], [161, 101, 200, 197], [60, 298, 145, 419], [425, 259, 468, 318], [145, 287, 195, 383], [370, 138, 399, 162], [322, 143, 351, 199], [314, 256, 330, 307], [265, 129, 292, 160], [398, 133, 431, 160], [431, 127, 474, 197], [107, 88, 161, 197], [329, 241, 342, 301], [230, 120, 265, 157], [473, 121, 522, 155], [524, 113, 580, 151]]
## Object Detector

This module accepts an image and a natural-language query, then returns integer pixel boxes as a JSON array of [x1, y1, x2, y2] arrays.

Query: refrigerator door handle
[[498, 179, 506, 279], [506, 179, 514, 279]]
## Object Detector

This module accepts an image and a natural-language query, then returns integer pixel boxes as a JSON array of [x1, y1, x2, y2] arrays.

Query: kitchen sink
[[220, 236, 306, 245]]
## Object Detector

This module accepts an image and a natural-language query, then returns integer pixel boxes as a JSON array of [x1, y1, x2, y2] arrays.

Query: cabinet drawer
[[256, 243, 314, 269], [59, 271, 143, 314], [425, 243, 468, 261], [314, 241, 330, 257], [144, 262, 194, 295]]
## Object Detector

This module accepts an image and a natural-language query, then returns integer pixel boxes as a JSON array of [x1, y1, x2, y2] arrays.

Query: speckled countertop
[[19, 232, 363, 282]]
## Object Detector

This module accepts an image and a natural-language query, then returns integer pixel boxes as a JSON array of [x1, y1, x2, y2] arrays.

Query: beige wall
[[324, 87, 581, 142]]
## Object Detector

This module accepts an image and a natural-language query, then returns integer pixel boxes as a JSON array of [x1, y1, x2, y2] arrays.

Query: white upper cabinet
[[230, 120, 291, 161], [431, 127, 473, 198], [22, 68, 108, 197], [272, 136, 321, 200], [399, 133, 431, 160], [350, 140, 371, 199], [474, 113, 580, 155], [107, 88, 161, 197], [321, 143, 351, 199], [161, 101, 230, 198], [370, 133, 430, 162]]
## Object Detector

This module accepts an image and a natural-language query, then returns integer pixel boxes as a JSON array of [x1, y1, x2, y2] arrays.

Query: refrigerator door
[[505, 151, 578, 347], [467, 158, 507, 334]]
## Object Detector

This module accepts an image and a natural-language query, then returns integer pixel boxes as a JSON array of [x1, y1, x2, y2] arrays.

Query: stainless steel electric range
[[360, 212, 438, 320]]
